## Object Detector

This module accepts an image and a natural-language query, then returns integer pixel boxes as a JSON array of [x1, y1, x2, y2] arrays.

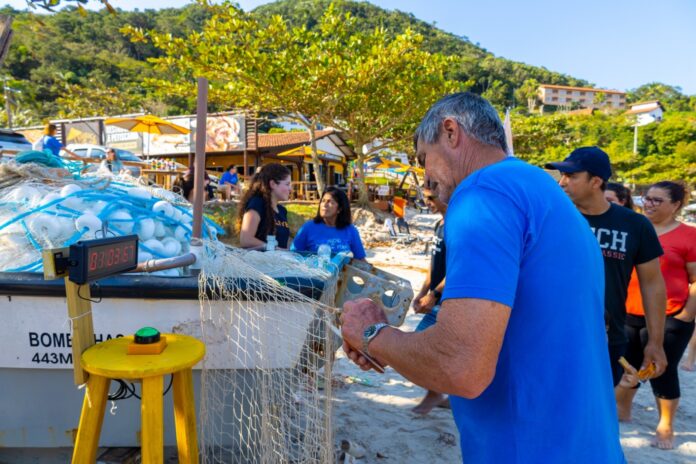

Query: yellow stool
[[71, 334, 206, 464]]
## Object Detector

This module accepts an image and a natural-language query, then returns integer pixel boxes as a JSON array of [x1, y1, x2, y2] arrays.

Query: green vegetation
[[126, 2, 454, 197], [0, 0, 693, 186], [513, 111, 696, 185]]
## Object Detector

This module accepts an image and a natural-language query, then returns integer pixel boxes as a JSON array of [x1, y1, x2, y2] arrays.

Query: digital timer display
[[68, 235, 139, 284]]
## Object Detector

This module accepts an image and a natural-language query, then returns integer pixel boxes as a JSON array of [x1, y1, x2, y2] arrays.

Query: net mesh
[[197, 241, 339, 463], [0, 160, 220, 274]]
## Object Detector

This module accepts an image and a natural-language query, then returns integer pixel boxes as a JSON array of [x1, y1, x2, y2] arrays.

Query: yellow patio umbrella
[[277, 145, 327, 158], [395, 164, 425, 176], [105, 115, 190, 156], [367, 156, 403, 169]]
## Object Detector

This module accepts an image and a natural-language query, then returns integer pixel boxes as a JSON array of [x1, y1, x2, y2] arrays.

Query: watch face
[[364, 325, 377, 338]]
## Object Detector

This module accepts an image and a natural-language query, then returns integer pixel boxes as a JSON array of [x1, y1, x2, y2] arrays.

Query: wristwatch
[[431, 289, 442, 300], [363, 322, 389, 356]]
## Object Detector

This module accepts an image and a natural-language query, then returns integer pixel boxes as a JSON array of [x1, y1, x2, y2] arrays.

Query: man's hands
[[341, 298, 389, 372], [413, 289, 438, 314], [642, 341, 667, 378]]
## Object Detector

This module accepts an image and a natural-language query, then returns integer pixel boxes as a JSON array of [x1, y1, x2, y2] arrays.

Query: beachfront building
[[538, 84, 627, 110], [625, 100, 664, 126], [16, 114, 355, 194]]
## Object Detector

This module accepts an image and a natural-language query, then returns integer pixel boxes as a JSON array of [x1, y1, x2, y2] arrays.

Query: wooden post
[[191, 77, 208, 240], [42, 248, 94, 385]]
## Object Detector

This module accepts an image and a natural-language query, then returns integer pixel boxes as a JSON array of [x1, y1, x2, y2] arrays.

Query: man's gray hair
[[415, 92, 507, 153]]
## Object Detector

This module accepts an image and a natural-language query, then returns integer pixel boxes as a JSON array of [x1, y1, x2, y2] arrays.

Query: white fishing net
[[197, 241, 339, 463], [0, 160, 221, 274]]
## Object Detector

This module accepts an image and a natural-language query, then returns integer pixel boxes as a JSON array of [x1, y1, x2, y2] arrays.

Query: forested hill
[[0, 0, 588, 124], [254, 0, 589, 100]]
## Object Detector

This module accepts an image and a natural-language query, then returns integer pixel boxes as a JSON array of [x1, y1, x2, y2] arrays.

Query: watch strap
[[363, 322, 389, 356]]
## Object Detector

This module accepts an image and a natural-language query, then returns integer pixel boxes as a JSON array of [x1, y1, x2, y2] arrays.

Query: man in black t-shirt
[[411, 187, 448, 414], [547, 147, 667, 391]]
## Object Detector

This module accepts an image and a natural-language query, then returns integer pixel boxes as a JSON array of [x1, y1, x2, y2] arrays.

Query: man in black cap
[[546, 147, 667, 401]]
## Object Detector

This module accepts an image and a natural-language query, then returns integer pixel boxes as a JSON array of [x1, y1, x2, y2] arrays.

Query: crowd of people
[[332, 92, 694, 463], [165, 92, 693, 462]]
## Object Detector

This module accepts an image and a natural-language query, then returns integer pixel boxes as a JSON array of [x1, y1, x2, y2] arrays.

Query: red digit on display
[[89, 252, 98, 271], [107, 249, 114, 267], [113, 246, 121, 265], [98, 251, 105, 269]]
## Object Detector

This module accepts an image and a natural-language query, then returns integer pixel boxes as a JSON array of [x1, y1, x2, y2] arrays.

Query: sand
[[332, 214, 696, 463]]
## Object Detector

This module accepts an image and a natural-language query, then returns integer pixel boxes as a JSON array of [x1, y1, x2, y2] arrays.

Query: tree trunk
[[354, 151, 369, 206], [308, 122, 325, 194], [0, 16, 13, 69]]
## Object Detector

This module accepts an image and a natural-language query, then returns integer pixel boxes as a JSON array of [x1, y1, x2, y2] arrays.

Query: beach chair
[[384, 218, 416, 244]]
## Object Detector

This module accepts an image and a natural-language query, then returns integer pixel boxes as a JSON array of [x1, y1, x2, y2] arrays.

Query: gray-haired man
[[340, 92, 624, 463]]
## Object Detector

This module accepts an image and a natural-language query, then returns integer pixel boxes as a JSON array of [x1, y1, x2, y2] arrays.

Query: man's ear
[[442, 117, 460, 148], [590, 175, 604, 190]]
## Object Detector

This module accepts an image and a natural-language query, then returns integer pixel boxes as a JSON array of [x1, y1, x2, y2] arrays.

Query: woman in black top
[[238, 163, 292, 249]]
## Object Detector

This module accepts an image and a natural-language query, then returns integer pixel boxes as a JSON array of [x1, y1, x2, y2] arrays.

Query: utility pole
[[633, 124, 638, 154]]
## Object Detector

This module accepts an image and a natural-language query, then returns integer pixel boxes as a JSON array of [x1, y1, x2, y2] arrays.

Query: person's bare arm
[[413, 273, 432, 314], [636, 257, 667, 376], [418, 277, 446, 312], [61, 148, 82, 161], [239, 210, 266, 249], [674, 262, 696, 322], [341, 297, 510, 398]]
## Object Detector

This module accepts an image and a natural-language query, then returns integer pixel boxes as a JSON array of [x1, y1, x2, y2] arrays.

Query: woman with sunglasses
[[616, 181, 696, 450]]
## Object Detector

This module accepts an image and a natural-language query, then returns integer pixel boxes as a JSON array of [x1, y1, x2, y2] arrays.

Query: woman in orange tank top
[[617, 181, 696, 450]]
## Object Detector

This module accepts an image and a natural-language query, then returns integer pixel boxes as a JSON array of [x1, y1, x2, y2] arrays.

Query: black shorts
[[624, 313, 695, 400]]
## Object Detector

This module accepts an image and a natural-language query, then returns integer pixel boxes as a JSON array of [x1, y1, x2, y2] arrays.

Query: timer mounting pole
[[41, 236, 139, 385], [42, 247, 95, 385]]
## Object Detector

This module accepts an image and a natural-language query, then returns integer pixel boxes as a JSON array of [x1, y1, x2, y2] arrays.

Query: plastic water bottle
[[266, 235, 277, 251], [317, 243, 331, 268]]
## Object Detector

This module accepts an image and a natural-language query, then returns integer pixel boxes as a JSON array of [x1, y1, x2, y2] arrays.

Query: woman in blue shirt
[[292, 187, 366, 259]]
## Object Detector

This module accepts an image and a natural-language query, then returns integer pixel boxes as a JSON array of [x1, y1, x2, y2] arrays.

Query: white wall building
[[538, 84, 626, 109], [625, 101, 664, 126]]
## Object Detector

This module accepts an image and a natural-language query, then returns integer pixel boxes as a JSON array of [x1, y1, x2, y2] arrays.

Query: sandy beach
[[332, 218, 696, 463]]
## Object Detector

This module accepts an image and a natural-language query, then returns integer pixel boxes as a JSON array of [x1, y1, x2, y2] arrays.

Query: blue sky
[[5, 0, 696, 94]]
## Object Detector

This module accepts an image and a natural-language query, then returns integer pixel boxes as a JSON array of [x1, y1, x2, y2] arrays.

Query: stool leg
[[72, 375, 110, 464], [141, 376, 164, 464], [173, 368, 199, 464]]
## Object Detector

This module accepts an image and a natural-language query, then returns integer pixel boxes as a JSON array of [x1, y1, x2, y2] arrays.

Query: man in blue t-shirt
[[220, 165, 240, 194], [340, 93, 625, 463]]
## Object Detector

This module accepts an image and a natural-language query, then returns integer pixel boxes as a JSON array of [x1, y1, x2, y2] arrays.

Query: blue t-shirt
[[291, 220, 366, 259], [443, 157, 624, 463], [220, 171, 238, 185], [43, 135, 63, 157]]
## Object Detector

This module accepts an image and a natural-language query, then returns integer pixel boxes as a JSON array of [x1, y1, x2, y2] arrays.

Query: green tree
[[126, 1, 455, 198], [25, 0, 115, 14], [514, 78, 540, 113], [592, 91, 607, 109], [627, 82, 691, 112]]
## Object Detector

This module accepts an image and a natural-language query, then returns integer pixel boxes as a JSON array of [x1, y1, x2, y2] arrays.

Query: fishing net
[[197, 241, 339, 463], [0, 160, 221, 274]]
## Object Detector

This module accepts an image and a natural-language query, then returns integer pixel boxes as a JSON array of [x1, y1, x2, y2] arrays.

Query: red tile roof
[[258, 129, 334, 148]]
